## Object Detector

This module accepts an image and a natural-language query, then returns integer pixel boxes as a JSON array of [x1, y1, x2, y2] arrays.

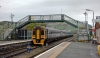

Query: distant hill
[[0, 25, 3, 29], [0, 21, 92, 32], [46, 22, 92, 34], [46, 22, 77, 32], [0, 21, 9, 29], [0, 21, 9, 25]]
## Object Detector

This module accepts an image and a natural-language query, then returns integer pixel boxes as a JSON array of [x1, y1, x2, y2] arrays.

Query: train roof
[[46, 27, 60, 30]]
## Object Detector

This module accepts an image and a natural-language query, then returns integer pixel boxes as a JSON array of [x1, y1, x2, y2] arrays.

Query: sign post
[[92, 27, 95, 39], [26, 43, 32, 57], [26, 43, 31, 52]]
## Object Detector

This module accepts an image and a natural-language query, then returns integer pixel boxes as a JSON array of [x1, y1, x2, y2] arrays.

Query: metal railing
[[0, 14, 90, 40]]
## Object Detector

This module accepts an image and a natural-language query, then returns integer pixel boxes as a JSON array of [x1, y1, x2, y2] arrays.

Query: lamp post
[[84, 12, 88, 23], [86, 9, 95, 39], [83, 12, 88, 29], [10, 13, 14, 24], [86, 9, 94, 26], [84, 12, 89, 41]]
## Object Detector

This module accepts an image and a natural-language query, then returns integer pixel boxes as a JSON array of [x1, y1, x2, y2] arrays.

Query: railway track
[[0, 36, 75, 58], [10, 36, 75, 58], [0, 41, 32, 58], [1, 46, 39, 58], [30, 36, 76, 58]]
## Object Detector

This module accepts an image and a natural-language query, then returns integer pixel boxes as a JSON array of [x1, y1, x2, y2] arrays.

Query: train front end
[[32, 26, 46, 45]]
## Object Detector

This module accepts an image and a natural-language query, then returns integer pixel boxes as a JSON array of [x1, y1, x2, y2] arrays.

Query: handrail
[[0, 16, 29, 40]]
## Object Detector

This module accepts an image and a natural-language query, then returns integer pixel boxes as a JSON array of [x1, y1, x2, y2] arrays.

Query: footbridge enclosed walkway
[[0, 14, 90, 40]]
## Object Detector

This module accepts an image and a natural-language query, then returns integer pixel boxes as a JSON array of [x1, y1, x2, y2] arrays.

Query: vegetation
[[47, 22, 77, 31], [25, 23, 46, 30], [0, 25, 3, 29], [0, 20, 89, 32], [0, 21, 9, 29], [0, 21, 8, 25]]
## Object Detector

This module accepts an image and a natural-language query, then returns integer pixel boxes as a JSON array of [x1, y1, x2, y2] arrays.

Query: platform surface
[[0, 39, 32, 46], [57, 42, 100, 58], [35, 42, 100, 58]]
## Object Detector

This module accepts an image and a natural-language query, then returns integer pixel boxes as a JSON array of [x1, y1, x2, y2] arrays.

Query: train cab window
[[33, 30, 36, 35], [41, 30, 44, 35]]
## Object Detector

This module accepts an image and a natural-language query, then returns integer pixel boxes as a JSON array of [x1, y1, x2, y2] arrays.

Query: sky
[[0, 0, 100, 25]]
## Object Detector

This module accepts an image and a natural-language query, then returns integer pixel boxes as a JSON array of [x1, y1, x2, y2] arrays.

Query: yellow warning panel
[[37, 29, 40, 39], [48, 42, 71, 58], [97, 45, 100, 55]]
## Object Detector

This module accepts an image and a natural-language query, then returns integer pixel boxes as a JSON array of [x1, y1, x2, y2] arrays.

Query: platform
[[0, 39, 32, 46], [35, 42, 100, 58], [57, 42, 99, 58]]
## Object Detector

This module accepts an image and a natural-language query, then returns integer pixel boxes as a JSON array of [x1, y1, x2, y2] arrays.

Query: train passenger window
[[33, 30, 36, 35], [41, 30, 44, 35]]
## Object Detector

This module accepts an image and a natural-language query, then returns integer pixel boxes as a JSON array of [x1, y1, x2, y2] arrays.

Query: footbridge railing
[[0, 14, 90, 40]]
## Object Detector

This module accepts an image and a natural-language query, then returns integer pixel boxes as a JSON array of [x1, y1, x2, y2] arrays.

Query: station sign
[[92, 29, 95, 32], [92, 27, 95, 32], [26, 43, 32, 53]]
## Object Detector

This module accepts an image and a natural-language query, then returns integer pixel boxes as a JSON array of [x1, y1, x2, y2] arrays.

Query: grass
[[47, 22, 77, 31], [0, 25, 3, 29]]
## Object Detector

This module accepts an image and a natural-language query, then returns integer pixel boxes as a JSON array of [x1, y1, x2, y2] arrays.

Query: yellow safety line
[[48, 42, 71, 58]]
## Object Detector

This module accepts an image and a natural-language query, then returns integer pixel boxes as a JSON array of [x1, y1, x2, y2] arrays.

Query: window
[[33, 30, 36, 35], [41, 30, 44, 35]]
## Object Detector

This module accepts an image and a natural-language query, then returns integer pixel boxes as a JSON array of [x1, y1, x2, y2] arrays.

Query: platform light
[[86, 9, 95, 39]]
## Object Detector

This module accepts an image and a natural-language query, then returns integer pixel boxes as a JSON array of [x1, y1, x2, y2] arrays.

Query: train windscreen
[[33, 30, 36, 35], [41, 30, 44, 35]]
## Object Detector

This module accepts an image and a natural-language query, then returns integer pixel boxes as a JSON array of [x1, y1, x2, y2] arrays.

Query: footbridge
[[0, 14, 91, 40]]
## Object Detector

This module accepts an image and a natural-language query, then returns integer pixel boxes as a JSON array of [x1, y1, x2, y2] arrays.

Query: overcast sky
[[0, 0, 100, 25]]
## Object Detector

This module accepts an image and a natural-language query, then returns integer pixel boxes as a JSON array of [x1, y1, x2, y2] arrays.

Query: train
[[32, 26, 73, 46]]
